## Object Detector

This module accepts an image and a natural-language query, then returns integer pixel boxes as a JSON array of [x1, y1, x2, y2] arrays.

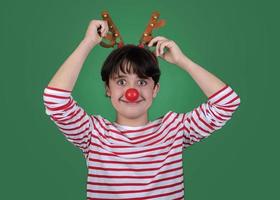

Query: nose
[[125, 88, 139, 102]]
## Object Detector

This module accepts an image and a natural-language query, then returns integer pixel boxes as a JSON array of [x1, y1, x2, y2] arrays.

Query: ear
[[152, 83, 160, 98], [105, 83, 111, 97]]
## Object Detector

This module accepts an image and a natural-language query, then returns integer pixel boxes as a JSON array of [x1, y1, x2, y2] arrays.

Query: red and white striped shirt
[[43, 84, 240, 200]]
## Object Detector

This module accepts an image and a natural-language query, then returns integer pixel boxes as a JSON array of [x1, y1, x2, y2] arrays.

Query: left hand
[[148, 36, 186, 65]]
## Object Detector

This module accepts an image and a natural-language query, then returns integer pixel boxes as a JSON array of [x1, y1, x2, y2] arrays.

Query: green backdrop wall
[[1, 0, 278, 199]]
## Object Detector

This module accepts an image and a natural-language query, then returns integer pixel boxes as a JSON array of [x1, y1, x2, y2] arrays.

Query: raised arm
[[148, 36, 241, 149], [148, 36, 228, 98], [47, 20, 109, 91], [43, 20, 109, 157], [177, 56, 227, 98]]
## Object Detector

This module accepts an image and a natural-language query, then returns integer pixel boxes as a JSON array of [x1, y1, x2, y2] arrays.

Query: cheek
[[111, 87, 124, 98], [141, 87, 154, 99]]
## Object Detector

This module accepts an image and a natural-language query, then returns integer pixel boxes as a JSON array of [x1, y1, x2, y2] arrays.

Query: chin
[[116, 107, 146, 119], [113, 100, 152, 119]]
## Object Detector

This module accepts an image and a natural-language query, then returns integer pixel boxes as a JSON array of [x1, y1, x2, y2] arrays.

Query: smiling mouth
[[120, 99, 144, 104]]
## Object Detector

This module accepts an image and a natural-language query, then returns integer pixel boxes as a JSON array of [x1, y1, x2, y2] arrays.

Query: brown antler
[[138, 11, 166, 48], [99, 11, 124, 48]]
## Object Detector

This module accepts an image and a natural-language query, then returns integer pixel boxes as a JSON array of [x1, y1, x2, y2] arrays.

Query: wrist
[[82, 37, 97, 49], [176, 55, 192, 70]]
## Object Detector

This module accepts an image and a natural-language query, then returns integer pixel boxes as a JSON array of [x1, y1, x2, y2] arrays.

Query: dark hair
[[101, 44, 161, 88]]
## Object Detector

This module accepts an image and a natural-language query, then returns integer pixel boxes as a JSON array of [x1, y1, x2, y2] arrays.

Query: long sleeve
[[180, 84, 241, 149], [43, 86, 94, 158]]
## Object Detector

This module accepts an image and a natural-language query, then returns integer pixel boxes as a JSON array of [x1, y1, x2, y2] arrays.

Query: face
[[105, 72, 160, 120]]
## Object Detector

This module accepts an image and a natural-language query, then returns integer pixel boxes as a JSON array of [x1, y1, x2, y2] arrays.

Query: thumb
[[153, 50, 159, 57]]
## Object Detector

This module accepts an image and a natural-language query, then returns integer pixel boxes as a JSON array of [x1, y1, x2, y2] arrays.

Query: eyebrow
[[112, 74, 149, 80], [112, 75, 127, 80]]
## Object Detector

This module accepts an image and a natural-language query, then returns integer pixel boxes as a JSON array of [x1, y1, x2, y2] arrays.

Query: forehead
[[113, 71, 133, 78], [111, 72, 150, 80]]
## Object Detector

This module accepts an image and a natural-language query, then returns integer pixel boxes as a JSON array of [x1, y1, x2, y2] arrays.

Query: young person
[[43, 20, 241, 199]]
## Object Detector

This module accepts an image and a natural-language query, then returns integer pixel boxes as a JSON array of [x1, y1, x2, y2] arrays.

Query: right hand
[[84, 20, 109, 46]]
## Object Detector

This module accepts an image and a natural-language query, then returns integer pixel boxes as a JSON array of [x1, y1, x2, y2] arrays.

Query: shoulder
[[88, 114, 114, 129], [156, 110, 184, 125]]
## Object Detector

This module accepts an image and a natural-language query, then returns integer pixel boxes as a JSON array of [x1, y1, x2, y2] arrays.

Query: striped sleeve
[[43, 86, 93, 158], [180, 84, 241, 149]]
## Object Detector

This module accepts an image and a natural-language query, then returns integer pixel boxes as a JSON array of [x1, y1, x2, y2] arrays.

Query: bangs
[[110, 59, 150, 79], [101, 44, 161, 87]]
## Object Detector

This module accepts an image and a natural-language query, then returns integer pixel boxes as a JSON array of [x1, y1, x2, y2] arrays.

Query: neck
[[115, 112, 149, 127]]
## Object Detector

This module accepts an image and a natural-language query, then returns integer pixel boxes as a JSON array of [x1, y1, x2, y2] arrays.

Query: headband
[[97, 11, 166, 49]]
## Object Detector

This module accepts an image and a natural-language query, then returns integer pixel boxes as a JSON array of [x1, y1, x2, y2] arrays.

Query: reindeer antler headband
[[98, 11, 166, 49]]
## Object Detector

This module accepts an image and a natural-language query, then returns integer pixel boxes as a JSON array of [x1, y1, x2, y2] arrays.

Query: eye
[[116, 79, 126, 86], [138, 79, 147, 86]]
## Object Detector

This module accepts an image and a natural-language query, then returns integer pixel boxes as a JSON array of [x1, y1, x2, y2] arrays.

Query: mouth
[[120, 99, 144, 104]]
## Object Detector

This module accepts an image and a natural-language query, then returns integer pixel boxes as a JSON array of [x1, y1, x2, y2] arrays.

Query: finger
[[98, 20, 106, 31], [97, 27, 102, 36], [100, 22, 106, 33], [102, 20, 109, 31], [96, 26, 103, 37], [101, 21, 109, 37], [159, 40, 172, 55], [148, 36, 167, 47], [104, 22, 110, 37], [156, 39, 168, 56], [101, 27, 107, 37], [149, 36, 166, 47]]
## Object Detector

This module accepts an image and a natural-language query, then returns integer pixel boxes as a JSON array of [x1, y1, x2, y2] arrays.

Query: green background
[[1, 0, 278, 199]]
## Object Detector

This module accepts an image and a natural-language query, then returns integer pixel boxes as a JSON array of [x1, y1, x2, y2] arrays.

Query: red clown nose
[[125, 88, 139, 102]]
